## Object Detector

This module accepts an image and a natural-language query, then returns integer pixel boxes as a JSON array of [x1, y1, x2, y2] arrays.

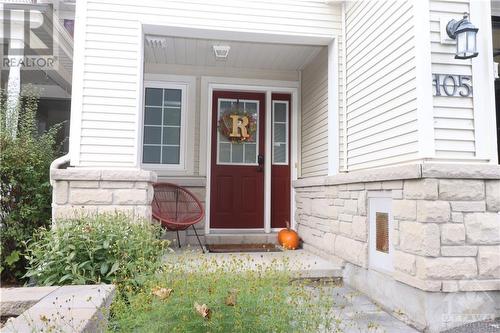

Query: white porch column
[[6, 40, 23, 138], [5, 10, 25, 139]]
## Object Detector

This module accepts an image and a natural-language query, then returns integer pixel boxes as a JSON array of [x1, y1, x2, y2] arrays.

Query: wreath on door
[[218, 104, 257, 144]]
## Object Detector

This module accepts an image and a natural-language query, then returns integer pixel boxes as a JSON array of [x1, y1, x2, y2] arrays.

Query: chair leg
[[176, 230, 181, 249], [192, 225, 205, 253]]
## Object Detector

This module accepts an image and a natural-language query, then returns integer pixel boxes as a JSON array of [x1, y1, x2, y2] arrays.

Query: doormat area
[[206, 243, 282, 253]]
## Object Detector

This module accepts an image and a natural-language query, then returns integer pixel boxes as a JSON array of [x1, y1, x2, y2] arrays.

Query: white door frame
[[200, 77, 299, 235]]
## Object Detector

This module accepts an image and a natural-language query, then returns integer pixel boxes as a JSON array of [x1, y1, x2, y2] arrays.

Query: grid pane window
[[217, 99, 259, 165], [272, 101, 288, 164], [143, 87, 182, 165]]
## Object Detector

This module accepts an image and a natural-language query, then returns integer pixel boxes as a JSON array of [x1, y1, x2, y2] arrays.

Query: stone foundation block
[[485, 180, 500, 211], [338, 213, 353, 222], [404, 179, 438, 200], [69, 181, 99, 188], [439, 179, 485, 201], [338, 191, 351, 199], [441, 224, 465, 245], [381, 180, 403, 189], [417, 200, 450, 223], [464, 212, 500, 244], [458, 279, 500, 291], [113, 189, 148, 205], [451, 212, 464, 223], [343, 200, 358, 214], [392, 189, 403, 199], [53, 181, 68, 205], [478, 246, 500, 278], [357, 191, 367, 216], [311, 199, 337, 218], [347, 183, 364, 191], [339, 222, 352, 237], [399, 221, 440, 256], [393, 200, 416, 221], [52, 168, 157, 222], [417, 257, 477, 279], [351, 215, 367, 241], [394, 250, 416, 275], [440, 245, 477, 257], [53, 205, 98, 220], [334, 235, 367, 267], [100, 181, 135, 189], [97, 205, 135, 215], [450, 201, 486, 212], [69, 189, 113, 205]]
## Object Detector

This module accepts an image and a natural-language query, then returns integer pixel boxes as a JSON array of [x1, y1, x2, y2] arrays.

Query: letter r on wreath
[[229, 115, 250, 138]]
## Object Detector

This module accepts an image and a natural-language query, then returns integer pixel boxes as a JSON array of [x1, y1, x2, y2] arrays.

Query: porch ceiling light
[[145, 35, 168, 49], [213, 45, 231, 59], [446, 13, 478, 60]]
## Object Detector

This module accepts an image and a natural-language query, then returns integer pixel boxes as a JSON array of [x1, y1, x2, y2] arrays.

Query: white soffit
[[144, 36, 323, 71]]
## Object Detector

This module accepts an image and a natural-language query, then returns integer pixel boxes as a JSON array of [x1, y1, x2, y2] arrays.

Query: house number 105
[[432, 74, 473, 97]]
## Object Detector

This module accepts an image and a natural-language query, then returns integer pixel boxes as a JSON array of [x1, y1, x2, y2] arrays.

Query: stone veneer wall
[[294, 164, 500, 293], [51, 168, 157, 220]]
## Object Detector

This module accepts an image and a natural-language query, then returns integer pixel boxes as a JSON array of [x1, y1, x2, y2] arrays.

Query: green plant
[[24, 213, 169, 287], [0, 89, 62, 282], [109, 253, 337, 333]]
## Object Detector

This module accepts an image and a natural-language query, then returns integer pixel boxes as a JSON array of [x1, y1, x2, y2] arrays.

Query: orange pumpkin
[[277, 221, 300, 250]]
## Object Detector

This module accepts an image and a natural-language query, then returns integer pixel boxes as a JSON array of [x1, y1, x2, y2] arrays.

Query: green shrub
[[109, 253, 337, 333], [0, 90, 62, 281], [24, 214, 169, 287]]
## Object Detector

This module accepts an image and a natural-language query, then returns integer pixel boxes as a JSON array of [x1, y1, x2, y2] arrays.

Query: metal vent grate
[[376, 212, 389, 253], [213, 45, 231, 59]]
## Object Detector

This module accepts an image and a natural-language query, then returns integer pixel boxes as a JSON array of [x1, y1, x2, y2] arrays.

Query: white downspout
[[50, 153, 70, 222]]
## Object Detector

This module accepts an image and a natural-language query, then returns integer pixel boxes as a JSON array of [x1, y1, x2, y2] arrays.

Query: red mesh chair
[[152, 183, 205, 252]]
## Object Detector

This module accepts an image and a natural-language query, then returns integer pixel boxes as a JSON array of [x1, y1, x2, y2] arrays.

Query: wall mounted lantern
[[446, 13, 479, 59]]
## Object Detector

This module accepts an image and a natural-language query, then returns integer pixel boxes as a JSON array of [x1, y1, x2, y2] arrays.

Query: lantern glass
[[457, 30, 467, 55], [467, 30, 476, 53]]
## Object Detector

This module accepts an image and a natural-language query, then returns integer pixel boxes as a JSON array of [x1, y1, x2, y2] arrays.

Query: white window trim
[[140, 75, 196, 175]]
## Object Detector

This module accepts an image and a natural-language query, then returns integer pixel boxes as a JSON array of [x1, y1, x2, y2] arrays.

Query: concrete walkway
[[318, 284, 419, 333]]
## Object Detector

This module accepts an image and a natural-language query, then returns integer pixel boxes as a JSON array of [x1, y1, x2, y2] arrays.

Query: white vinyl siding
[[430, 0, 475, 158], [301, 48, 329, 177], [344, 0, 419, 170], [71, 0, 342, 168]]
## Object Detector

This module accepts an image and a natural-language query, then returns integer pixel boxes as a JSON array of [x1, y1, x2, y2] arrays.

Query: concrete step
[[199, 233, 279, 245], [166, 248, 344, 279]]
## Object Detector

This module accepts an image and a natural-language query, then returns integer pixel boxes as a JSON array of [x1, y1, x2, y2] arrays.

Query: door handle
[[258, 155, 264, 165], [257, 155, 264, 172]]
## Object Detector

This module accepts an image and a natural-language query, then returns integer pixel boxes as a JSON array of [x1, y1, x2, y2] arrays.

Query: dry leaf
[[225, 289, 238, 306], [194, 302, 211, 319], [151, 287, 173, 300]]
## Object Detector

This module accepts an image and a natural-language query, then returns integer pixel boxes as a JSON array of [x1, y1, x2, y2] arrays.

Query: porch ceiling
[[144, 36, 323, 71]]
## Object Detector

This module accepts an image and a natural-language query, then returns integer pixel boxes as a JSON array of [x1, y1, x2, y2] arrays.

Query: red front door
[[210, 91, 265, 229]]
